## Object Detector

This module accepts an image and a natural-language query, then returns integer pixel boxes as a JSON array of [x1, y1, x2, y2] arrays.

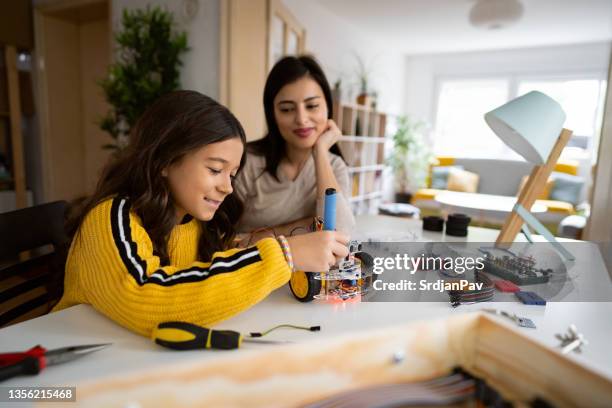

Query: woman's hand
[[314, 119, 341, 153], [286, 231, 349, 271]]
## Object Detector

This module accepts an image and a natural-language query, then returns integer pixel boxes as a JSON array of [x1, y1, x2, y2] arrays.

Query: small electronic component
[[479, 247, 552, 285], [448, 270, 494, 307], [482, 308, 536, 328], [494, 279, 520, 292], [314, 240, 374, 301], [515, 291, 547, 305], [556, 324, 588, 354], [289, 189, 374, 303], [445, 213, 471, 237], [422, 216, 444, 232]]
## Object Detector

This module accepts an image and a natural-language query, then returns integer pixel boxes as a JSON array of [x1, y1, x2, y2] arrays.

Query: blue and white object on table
[[323, 188, 337, 231]]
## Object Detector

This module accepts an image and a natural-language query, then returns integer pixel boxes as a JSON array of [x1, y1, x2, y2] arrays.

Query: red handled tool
[[0, 343, 111, 382]]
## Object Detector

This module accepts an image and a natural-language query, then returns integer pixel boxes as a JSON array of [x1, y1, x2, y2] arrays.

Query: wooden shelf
[[335, 103, 379, 112], [334, 100, 387, 215], [348, 164, 385, 173], [339, 135, 386, 143], [349, 191, 383, 203]]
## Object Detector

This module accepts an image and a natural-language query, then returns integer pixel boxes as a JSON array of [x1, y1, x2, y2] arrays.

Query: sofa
[[412, 157, 585, 231]]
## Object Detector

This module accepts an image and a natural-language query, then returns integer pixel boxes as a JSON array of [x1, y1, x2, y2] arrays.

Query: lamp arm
[[513, 204, 575, 261], [496, 128, 573, 244]]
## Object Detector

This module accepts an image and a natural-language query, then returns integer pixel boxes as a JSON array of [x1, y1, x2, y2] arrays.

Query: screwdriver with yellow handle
[[152, 321, 320, 350]]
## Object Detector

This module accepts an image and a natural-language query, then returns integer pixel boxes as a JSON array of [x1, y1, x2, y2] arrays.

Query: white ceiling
[[312, 0, 612, 54]]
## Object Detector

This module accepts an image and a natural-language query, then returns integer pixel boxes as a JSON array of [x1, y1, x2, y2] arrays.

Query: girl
[[53, 91, 348, 337], [235, 56, 355, 241]]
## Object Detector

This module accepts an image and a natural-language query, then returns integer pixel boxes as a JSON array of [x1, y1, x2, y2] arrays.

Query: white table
[[1, 215, 611, 391], [435, 191, 547, 224]]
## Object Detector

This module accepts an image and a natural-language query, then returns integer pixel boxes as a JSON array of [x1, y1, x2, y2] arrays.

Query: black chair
[[0, 201, 69, 327]]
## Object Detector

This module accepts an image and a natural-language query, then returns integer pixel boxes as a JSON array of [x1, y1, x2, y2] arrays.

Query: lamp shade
[[484, 91, 566, 164]]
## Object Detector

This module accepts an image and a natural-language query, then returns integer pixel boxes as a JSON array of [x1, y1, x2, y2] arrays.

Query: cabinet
[[333, 100, 387, 215]]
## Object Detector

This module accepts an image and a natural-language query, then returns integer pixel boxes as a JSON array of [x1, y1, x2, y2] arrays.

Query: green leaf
[[98, 5, 189, 150], [388, 115, 433, 192]]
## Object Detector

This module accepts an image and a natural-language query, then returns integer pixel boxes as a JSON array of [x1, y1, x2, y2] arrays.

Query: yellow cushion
[[435, 156, 455, 166], [517, 176, 554, 200], [427, 157, 455, 187], [447, 169, 479, 193], [536, 199, 575, 214], [554, 160, 579, 175], [414, 188, 444, 201]]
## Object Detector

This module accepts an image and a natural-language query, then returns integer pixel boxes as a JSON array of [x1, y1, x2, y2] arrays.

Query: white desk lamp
[[485, 90, 575, 261]]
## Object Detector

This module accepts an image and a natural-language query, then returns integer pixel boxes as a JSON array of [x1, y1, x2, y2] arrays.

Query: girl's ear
[[162, 168, 168, 177]]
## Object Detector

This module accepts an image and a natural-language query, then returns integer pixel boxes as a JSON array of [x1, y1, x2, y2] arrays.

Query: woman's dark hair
[[249, 55, 343, 180], [66, 90, 246, 264]]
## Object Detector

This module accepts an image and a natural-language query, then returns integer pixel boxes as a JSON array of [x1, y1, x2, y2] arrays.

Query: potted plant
[[99, 6, 189, 152], [387, 116, 432, 203], [354, 53, 373, 107], [332, 79, 342, 103]]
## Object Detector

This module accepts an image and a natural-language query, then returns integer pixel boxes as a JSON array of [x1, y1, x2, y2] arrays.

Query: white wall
[[112, 0, 221, 100], [283, 0, 406, 116], [404, 42, 611, 127], [586, 50, 612, 243]]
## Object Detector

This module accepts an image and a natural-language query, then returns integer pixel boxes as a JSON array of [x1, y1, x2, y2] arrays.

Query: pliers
[[0, 343, 111, 382]]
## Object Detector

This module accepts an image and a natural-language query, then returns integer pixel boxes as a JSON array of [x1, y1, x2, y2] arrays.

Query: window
[[517, 78, 607, 158], [434, 79, 520, 159], [268, 0, 305, 69], [433, 75, 607, 160]]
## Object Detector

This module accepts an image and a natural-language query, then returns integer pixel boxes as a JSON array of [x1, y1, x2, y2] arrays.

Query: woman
[[53, 90, 348, 336], [235, 55, 355, 242]]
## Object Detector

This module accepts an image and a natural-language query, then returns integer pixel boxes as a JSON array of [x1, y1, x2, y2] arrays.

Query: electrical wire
[[249, 324, 320, 338]]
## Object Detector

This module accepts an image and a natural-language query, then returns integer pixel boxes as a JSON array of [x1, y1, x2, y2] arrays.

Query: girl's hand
[[286, 231, 349, 271], [314, 119, 341, 153]]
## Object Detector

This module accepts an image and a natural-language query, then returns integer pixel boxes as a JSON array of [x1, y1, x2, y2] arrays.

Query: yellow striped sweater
[[53, 197, 291, 337]]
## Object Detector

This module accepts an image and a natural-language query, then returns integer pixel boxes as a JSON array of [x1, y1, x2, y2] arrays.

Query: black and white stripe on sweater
[[110, 197, 261, 287]]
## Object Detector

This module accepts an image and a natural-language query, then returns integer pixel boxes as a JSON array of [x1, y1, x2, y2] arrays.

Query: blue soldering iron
[[323, 188, 337, 231]]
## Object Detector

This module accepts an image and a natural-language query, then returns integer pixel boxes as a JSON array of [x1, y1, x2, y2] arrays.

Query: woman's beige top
[[234, 152, 355, 234]]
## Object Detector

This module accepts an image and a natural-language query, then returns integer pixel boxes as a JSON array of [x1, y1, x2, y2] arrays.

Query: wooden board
[[496, 128, 572, 244], [59, 313, 612, 408]]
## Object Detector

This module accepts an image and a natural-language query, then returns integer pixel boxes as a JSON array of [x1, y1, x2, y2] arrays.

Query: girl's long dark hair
[[249, 55, 343, 180], [66, 90, 247, 264]]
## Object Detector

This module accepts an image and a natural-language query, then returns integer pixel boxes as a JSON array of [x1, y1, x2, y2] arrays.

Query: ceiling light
[[469, 0, 524, 30]]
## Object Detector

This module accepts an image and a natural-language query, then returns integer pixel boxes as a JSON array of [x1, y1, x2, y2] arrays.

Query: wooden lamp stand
[[495, 128, 575, 260]]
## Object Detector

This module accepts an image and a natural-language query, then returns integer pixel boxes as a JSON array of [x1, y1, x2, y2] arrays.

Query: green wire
[[249, 324, 320, 338]]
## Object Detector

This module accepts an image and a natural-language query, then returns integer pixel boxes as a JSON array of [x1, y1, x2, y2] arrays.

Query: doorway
[[34, 0, 111, 202]]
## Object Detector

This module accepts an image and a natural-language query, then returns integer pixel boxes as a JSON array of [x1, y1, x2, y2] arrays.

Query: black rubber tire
[[289, 271, 322, 302]]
